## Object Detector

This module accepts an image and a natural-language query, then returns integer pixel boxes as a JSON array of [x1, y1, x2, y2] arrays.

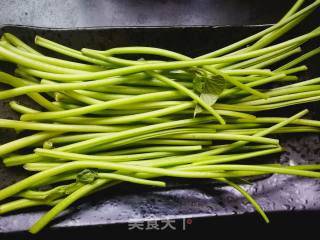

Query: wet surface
[[0, 0, 296, 28], [0, 22, 319, 233]]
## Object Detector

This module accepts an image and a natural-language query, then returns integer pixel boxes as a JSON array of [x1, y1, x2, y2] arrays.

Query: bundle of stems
[[0, 0, 320, 234]]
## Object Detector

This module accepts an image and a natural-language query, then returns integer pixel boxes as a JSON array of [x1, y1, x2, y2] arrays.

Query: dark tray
[[0, 23, 320, 233]]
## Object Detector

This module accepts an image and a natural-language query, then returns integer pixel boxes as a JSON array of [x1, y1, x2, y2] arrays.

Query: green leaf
[[76, 169, 98, 184], [193, 74, 204, 94], [193, 71, 226, 116], [45, 182, 84, 201]]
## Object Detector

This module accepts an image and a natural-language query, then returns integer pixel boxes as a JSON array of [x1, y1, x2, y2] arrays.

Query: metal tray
[[0, 24, 319, 233]]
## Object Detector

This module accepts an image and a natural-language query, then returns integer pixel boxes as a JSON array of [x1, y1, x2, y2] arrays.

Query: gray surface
[[0, 0, 294, 28]]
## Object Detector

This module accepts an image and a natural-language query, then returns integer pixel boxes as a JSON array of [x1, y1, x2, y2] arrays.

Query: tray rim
[[0, 23, 273, 31], [0, 23, 319, 234]]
